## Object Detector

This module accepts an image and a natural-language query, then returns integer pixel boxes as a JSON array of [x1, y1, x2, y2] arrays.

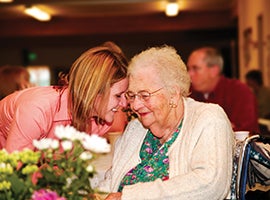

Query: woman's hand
[[105, 192, 122, 200]]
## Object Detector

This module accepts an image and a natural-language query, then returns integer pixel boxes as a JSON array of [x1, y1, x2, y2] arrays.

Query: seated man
[[187, 47, 259, 133]]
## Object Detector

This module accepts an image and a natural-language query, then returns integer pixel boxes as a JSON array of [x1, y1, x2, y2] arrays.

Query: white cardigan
[[106, 97, 234, 200]]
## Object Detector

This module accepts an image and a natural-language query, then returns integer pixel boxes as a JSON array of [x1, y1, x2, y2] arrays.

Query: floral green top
[[118, 120, 183, 192]]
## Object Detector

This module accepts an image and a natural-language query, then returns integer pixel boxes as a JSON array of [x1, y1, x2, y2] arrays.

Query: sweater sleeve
[[6, 99, 54, 152]]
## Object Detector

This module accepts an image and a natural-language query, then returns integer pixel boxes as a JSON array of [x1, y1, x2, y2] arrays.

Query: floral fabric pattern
[[118, 120, 183, 192]]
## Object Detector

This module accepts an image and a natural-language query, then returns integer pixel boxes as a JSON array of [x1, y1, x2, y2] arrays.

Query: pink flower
[[31, 189, 66, 200], [144, 165, 154, 172], [145, 147, 153, 154], [163, 158, 169, 164]]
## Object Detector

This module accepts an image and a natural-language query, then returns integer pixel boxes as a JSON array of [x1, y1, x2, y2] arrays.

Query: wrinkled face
[[128, 67, 172, 136], [95, 78, 128, 124], [187, 51, 214, 93]]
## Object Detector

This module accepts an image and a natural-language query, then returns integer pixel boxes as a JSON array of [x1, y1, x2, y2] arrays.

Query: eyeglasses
[[125, 87, 163, 102]]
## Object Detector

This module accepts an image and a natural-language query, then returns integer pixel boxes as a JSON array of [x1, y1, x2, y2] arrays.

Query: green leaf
[[7, 173, 34, 200]]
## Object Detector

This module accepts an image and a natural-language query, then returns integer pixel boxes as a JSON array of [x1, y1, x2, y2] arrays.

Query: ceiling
[[0, 0, 237, 38]]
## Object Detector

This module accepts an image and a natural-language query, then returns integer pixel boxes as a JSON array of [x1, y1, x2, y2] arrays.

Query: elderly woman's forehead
[[129, 75, 161, 90], [132, 64, 159, 75]]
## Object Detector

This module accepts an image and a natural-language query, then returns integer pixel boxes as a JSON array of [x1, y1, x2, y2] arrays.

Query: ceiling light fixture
[[24, 6, 51, 22], [165, 1, 179, 17], [0, 0, 13, 2]]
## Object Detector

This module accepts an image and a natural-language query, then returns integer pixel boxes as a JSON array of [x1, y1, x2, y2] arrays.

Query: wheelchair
[[230, 135, 270, 200]]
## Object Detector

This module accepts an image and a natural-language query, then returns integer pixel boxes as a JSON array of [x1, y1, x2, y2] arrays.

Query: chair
[[230, 135, 270, 200]]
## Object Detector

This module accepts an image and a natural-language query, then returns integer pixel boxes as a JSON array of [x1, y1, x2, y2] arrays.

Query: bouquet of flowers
[[0, 125, 110, 200]]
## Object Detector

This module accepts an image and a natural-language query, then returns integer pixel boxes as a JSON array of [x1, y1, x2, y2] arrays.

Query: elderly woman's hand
[[105, 192, 122, 200]]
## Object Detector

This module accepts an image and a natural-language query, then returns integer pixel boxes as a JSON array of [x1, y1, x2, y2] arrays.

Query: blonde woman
[[0, 41, 128, 152]]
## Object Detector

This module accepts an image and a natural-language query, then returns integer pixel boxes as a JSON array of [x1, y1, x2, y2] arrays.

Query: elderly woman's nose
[[130, 98, 144, 111]]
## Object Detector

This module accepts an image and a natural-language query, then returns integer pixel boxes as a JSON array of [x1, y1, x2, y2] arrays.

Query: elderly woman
[[104, 45, 234, 200]]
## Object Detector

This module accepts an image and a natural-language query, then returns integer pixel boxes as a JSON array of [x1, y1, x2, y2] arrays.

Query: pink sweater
[[0, 86, 110, 152]]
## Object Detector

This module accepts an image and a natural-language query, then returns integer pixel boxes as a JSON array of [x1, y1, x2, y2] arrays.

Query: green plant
[[0, 125, 111, 200]]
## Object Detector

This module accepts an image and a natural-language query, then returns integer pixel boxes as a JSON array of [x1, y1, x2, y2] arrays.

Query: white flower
[[61, 140, 73, 151], [82, 134, 110, 153], [50, 140, 60, 149], [55, 125, 74, 140], [55, 125, 89, 142], [0, 162, 6, 168], [86, 164, 94, 172], [33, 138, 53, 150], [70, 131, 87, 142], [54, 125, 111, 152], [33, 138, 59, 150], [66, 177, 72, 187], [0, 163, 13, 174], [79, 151, 93, 160]]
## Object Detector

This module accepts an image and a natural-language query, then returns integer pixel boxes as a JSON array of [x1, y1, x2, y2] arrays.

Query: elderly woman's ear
[[168, 86, 182, 108], [172, 85, 183, 98]]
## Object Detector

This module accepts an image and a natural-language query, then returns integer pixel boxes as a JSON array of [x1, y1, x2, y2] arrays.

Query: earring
[[169, 101, 177, 108]]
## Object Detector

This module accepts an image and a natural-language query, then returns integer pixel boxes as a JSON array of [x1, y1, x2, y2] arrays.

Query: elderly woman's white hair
[[128, 45, 191, 97]]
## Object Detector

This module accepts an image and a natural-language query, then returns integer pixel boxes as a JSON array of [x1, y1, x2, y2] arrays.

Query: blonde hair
[[128, 45, 190, 97], [68, 41, 128, 131]]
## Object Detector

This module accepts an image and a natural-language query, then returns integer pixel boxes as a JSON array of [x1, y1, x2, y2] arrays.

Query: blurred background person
[[187, 47, 259, 133], [104, 45, 234, 200], [245, 69, 270, 119], [0, 41, 128, 152], [0, 65, 32, 100]]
